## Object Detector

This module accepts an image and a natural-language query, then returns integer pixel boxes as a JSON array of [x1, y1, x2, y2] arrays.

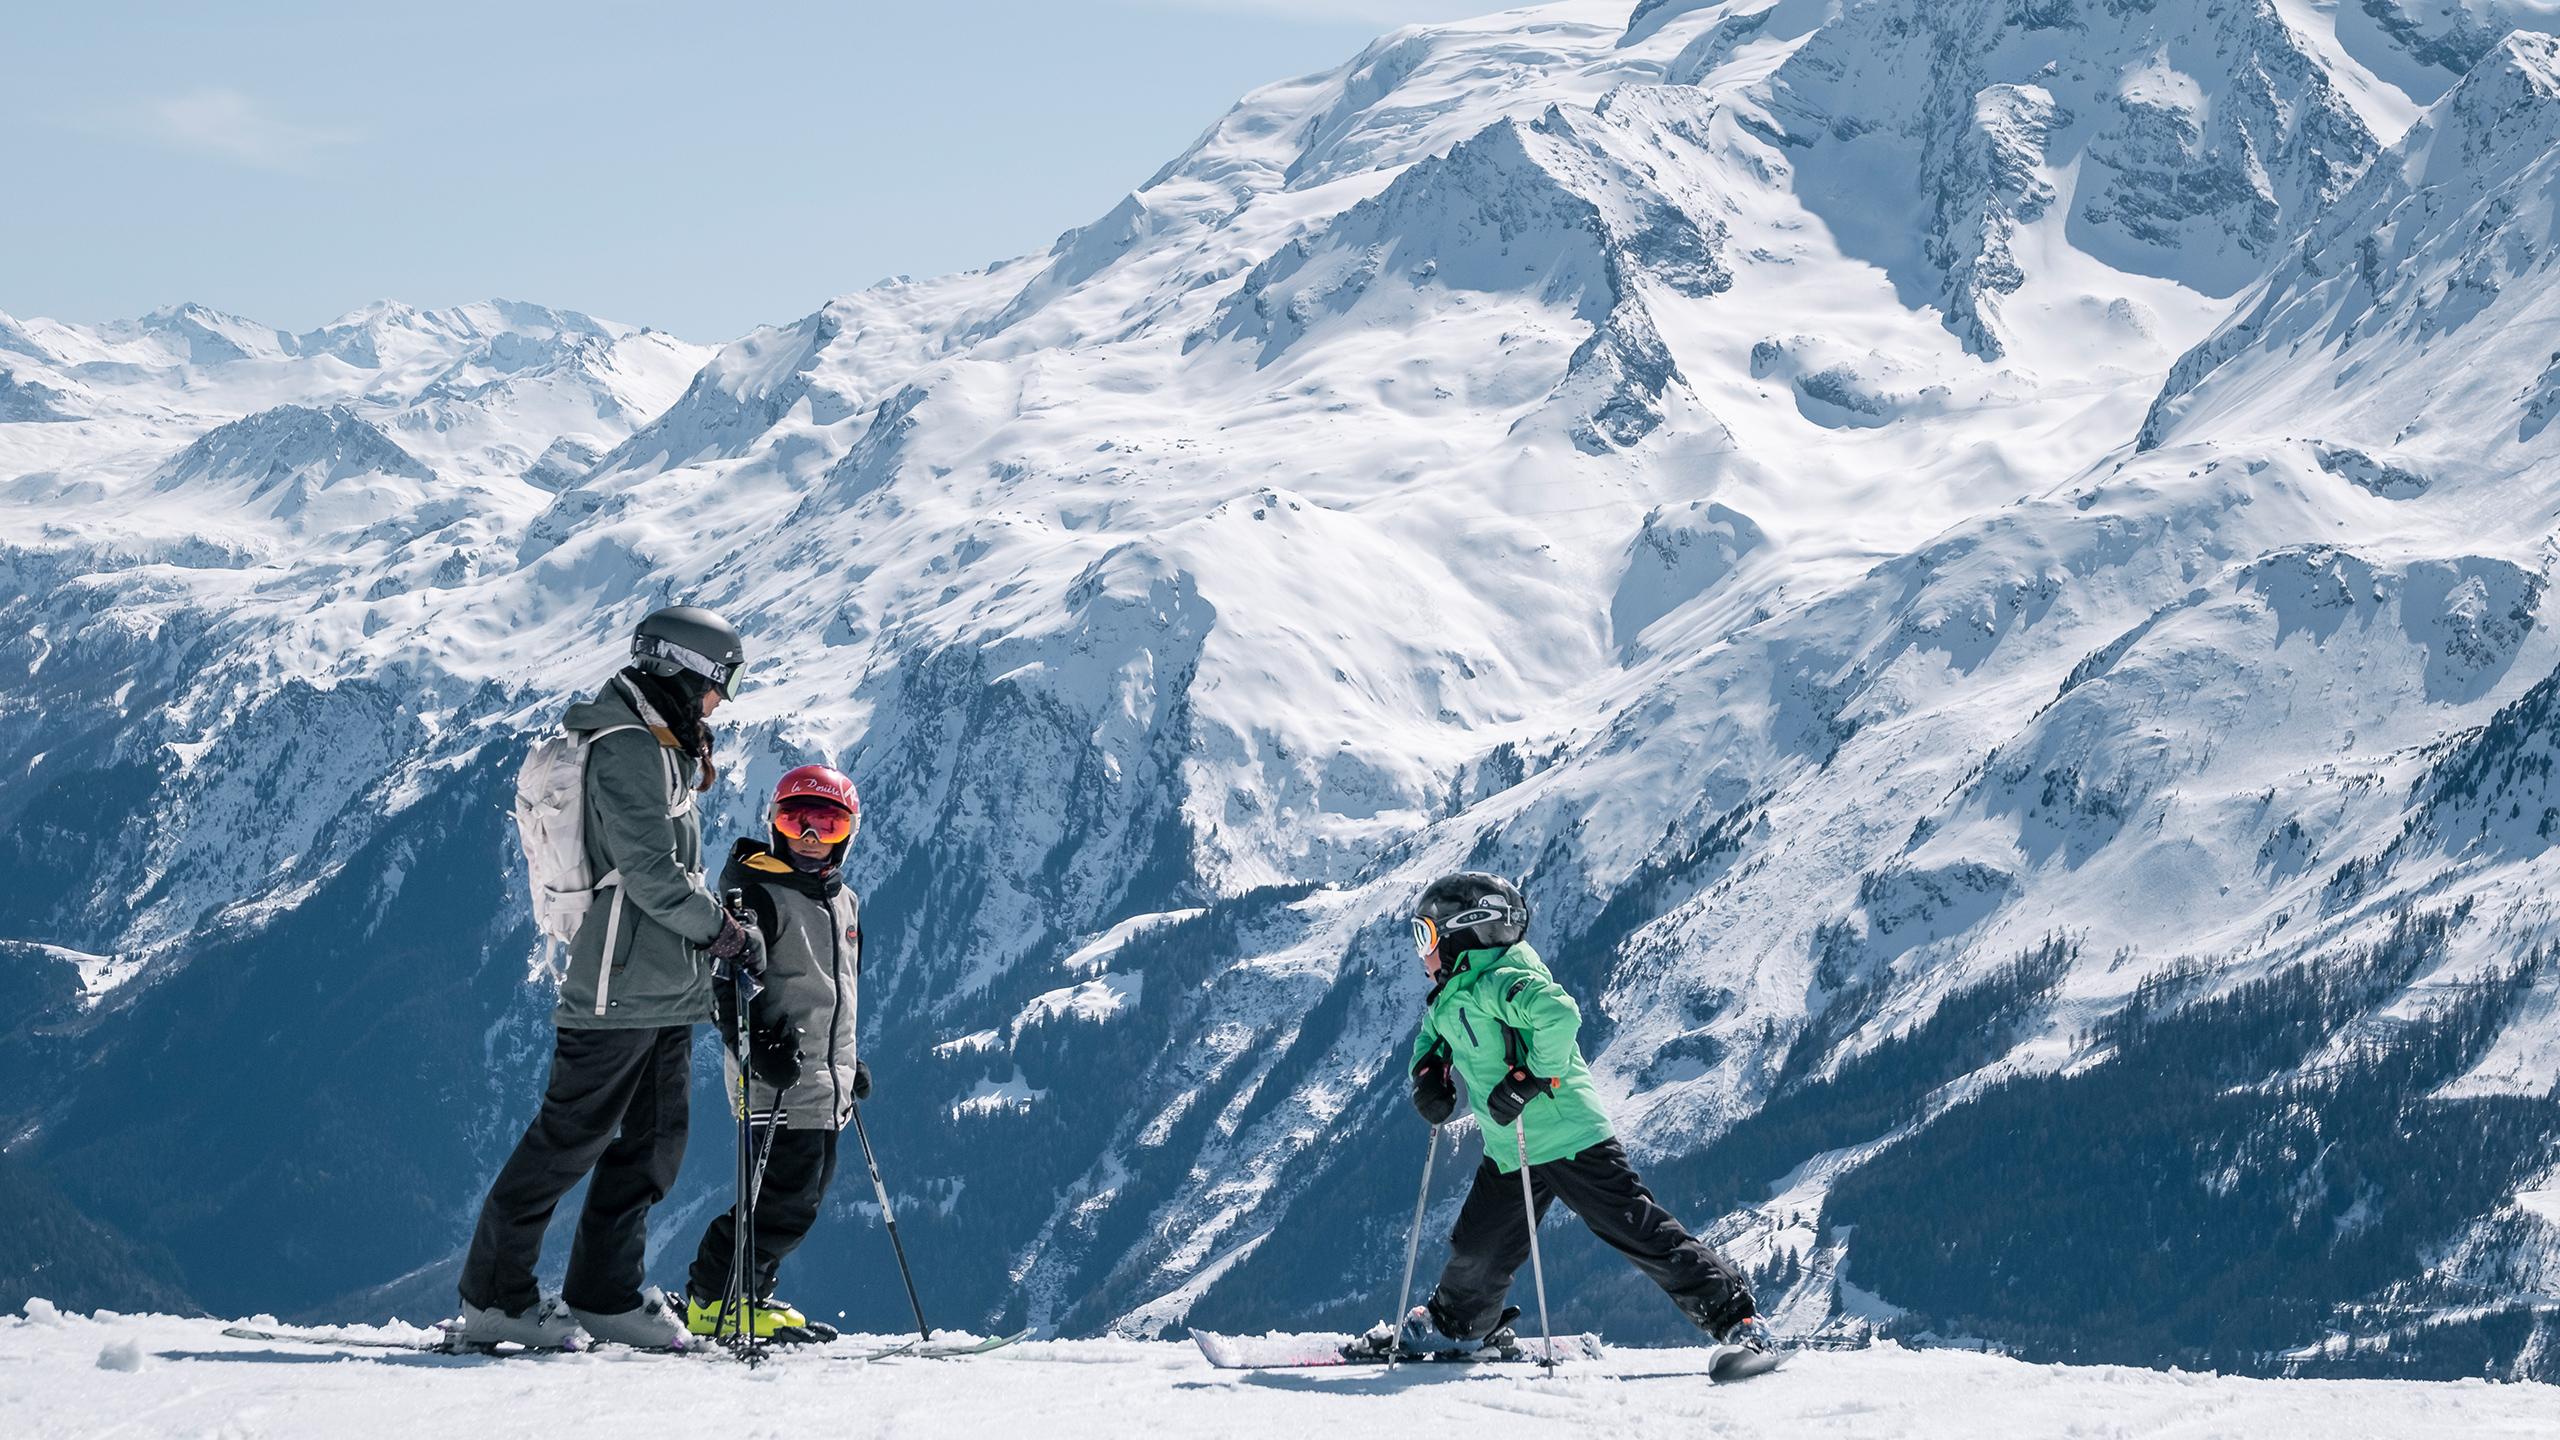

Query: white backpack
[[516, 727, 633, 953], [514, 689, 688, 990]]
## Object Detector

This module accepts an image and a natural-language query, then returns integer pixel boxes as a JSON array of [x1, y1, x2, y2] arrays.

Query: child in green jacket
[[1382, 871, 1772, 1362]]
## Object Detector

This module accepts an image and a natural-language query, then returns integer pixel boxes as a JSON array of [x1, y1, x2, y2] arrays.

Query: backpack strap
[[608, 675, 693, 819]]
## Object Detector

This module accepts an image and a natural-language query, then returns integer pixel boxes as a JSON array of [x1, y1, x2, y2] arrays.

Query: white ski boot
[[1350, 1304, 1440, 1358], [1372, 1303, 1518, 1358], [571, 1287, 694, 1351], [449, 1296, 589, 1351], [1708, 1314, 1790, 1381]]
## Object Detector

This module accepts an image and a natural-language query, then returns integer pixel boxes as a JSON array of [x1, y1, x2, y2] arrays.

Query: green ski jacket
[[1409, 941, 1614, 1171]]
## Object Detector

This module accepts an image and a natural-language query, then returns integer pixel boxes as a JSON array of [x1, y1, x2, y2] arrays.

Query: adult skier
[[1375, 871, 1777, 1367], [684, 763, 869, 1343], [456, 605, 763, 1351]]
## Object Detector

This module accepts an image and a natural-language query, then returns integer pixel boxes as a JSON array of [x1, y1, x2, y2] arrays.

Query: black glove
[[707, 910, 767, 976], [716, 985, 786, 1061], [1411, 1056, 1456, 1126], [749, 1025, 803, 1092], [1484, 1067, 1556, 1127], [713, 984, 742, 1052], [851, 1059, 872, 1101]]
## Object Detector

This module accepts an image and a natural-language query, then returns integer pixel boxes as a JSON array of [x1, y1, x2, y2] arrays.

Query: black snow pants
[[687, 1123, 841, 1304], [1428, 1138, 1754, 1340], [457, 1024, 692, 1317]]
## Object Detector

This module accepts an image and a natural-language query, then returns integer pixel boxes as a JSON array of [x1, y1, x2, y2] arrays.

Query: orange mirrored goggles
[[774, 799, 855, 844], [1411, 917, 1439, 957]]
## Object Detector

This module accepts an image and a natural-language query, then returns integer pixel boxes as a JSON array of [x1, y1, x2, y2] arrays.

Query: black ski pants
[[1428, 1138, 1754, 1340], [458, 1024, 691, 1317], [687, 1124, 840, 1304]]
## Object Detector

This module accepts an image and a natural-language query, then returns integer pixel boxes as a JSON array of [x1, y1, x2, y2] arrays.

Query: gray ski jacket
[[718, 841, 862, 1130], [552, 674, 724, 1030]]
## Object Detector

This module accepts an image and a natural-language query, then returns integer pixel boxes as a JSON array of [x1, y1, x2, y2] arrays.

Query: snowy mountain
[[7, 0, 2560, 1377]]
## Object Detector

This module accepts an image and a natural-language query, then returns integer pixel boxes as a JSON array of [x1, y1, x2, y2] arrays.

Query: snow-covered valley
[[8, 0, 2560, 1381]]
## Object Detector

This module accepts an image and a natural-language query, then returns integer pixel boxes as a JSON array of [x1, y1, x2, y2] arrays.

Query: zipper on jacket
[[824, 898, 845, 1125], [1457, 1008, 1481, 1048]]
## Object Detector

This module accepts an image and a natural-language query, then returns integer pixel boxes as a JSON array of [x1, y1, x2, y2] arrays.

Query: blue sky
[[1, 0, 1497, 341]]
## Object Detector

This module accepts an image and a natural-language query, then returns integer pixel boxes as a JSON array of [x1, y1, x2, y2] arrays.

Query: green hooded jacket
[[1409, 941, 1614, 1171]]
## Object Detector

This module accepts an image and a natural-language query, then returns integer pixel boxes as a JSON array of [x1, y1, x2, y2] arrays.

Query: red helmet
[[771, 764, 860, 849]]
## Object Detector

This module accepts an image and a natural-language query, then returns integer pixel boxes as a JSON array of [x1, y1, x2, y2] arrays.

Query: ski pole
[[719, 890, 766, 1361], [735, 1092, 758, 1361], [1515, 1121, 1555, 1374], [1385, 1126, 1438, 1371], [718, 992, 756, 1345], [735, 1093, 786, 1364], [720, 1056, 753, 1351], [850, 1101, 934, 1344], [749, 1093, 786, 1206]]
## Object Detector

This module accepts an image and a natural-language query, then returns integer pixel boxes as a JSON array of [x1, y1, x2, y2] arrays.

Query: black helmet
[[1412, 872, 1529, 960], [631, 604, 747, 699]]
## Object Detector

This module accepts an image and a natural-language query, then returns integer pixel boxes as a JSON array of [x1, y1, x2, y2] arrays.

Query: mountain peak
[[129, 303, 291, 364], [153, 403, 434, 493], [2413, 27, 2560, 180], [2141, 23, 2560, 456]]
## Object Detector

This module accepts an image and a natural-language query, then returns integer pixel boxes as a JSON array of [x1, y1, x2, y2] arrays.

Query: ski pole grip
[[722, 888, 761, 1005]]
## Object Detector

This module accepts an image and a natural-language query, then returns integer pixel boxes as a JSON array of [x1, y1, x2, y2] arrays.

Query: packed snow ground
[[1, 1307, 2552, 1440]]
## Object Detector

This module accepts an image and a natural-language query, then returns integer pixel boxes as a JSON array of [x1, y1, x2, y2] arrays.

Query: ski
[[219, 1323, 583, 1358], [224, 1318, 935, 1363], [223, 1324, 459, 1353], [219, 1322, 735, 1359], [881, 1327, 1035, 1359], [1192, 1329, 1602, 1371]]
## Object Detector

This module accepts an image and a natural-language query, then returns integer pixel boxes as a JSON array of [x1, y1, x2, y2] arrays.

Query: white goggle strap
[[635, 635, 743, 697]]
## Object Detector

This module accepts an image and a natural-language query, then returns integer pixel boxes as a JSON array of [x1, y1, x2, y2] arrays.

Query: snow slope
[[5, 1307, 2556, 1440], [7, 0, 2560, 1378]]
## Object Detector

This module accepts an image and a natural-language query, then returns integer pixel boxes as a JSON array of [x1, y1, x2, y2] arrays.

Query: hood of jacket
[[562, 673, 681, 749]]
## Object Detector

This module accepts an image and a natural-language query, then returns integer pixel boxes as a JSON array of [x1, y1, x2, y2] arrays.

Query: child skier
[[1375, 871, 1778, 1368], [683, 763, 870, 1343]]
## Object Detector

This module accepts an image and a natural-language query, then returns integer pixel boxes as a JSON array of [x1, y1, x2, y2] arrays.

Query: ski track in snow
[[4, 1310, 2555, 1439]]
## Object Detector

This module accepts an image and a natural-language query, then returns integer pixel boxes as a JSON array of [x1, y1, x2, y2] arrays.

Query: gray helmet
[[1412, 872, 1529, 959], [630, 604, 747, 699]]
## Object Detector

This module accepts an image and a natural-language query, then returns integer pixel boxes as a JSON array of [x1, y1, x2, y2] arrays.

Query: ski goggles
[[632, 633, 747, 700], [774, 798, 856, 845], [1411, 904, 1515, 957]]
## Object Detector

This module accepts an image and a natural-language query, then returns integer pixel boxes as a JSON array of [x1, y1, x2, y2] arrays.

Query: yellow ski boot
[[686, 1292, 829, 1343]]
